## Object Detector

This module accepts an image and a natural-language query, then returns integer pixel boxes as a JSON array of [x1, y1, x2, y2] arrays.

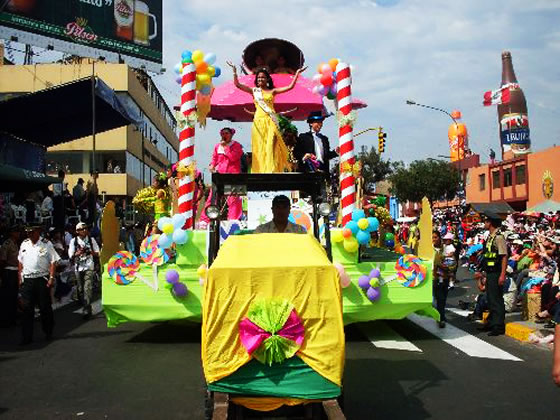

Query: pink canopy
[[209, 74, 367, 122]]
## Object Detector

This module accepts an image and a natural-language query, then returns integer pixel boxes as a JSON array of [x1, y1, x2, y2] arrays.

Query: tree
[[389, 159, 461, 204], [357, 145, 402, 192]]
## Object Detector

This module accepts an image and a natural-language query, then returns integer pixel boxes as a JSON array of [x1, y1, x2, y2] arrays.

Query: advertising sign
[[500, 113, 531, 155], [0, 0, 162, 72]]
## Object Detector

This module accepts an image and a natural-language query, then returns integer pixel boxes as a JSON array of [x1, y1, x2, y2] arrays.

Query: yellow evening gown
[[251, 91, 289, 173]]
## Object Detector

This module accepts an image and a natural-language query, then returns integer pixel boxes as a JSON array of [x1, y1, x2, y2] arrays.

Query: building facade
[[0, 59, 178, 204]]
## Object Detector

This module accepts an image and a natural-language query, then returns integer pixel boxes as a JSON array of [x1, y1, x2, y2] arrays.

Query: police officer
[[478, 212, 508, 336], [18, 224, 60, 345]]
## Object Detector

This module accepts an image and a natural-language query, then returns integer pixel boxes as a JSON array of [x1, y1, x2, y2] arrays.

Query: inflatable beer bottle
[[497, 51, 531, 158]]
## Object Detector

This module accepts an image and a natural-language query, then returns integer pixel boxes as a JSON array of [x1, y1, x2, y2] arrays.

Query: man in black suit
[[295, 111, 338, 175]]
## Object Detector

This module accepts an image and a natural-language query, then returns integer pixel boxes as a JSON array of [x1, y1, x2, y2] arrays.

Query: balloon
[[172, 213, 187, 229], [203, 52, 216, 65], [196, 74, 211, 85], [318, 85, 329, 96], [369, 268, 380, 278], [197, 264, 208, 278], [385, 239, 395, 248], [191, 49, 204, 63], [342, 228, 353, 239], [367, 287, 381, 302], [321, 64, 332, 75], [343, 237, 359, 253], [200, 84, 212, 96], [330, 82, 337, 93], [165, 269, 180, 284], [345, 220, 359, 235], [340, 274, 351, 288], [173, 63, 182, 74], [207, 65, 216, 77], [334, 262, 351, 288], [320, 73, 333, 86], [196, 61, 208, 74], [317, 62, 327, 73], [352, 209, 366, 222], [369, 277, 380, 288], [172, 282, 188, 298], [162, 223, 174, 235], [398, 247, 406, 254], [366, 217, 379, 232], [332, 71, 337, 80], [356, 230, 370, 245], [357, 218, 369, 230], [329, 58, 339, 72], [312, 85, 320, 95], [214, 66, 221, 77], [173, 229, 189, 245], [385, 232, 395, 241], [175, 75, 182, 84], [181, 50, 192, 62], [157, 217, 172, 232], [331, 229, 344, 243], [312, 73, 322, 83], [358, 275, 371, 290], [158, 233, 172, 249], [326, 92, 336, 100]]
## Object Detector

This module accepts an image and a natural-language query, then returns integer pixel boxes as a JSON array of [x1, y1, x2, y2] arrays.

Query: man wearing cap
[[0, 225, 22, 327], [295, 111, 338, 175], [68, 222, 99, 319], [255, 195, 306, 234], [478, 212, 508, 336], [18, 224, 60, 345]]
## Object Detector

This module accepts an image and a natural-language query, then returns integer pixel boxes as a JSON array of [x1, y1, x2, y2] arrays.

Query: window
[[503, 168, 512, 187], [516, 165, 526, 184], [492, 171, 500, 189], [479, 174, 486, 191]]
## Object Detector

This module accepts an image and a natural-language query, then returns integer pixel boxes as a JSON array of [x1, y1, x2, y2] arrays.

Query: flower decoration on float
[[164, 269, 189, 298], [311, 58, 340, 100], [357, 267, 382, 302], [331, 208, 380, 253], [337, 110, 357, 127], [340, 160, 362, 178], [156, 213, 191, 250]]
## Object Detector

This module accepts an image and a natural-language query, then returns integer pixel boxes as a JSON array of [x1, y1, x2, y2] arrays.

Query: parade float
[[101, 38, 437, 416]]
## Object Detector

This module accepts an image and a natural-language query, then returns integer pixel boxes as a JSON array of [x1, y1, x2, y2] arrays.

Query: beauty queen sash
[[252, 88, 279, 129]]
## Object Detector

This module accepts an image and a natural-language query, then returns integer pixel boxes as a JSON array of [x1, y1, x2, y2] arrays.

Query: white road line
[[407, 313, 522, 362], [360, 322, 422, 353], [447, 308, 472, 318], [73, 299, 103, 315]]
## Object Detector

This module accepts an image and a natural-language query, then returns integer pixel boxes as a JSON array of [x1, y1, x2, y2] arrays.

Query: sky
[[6, 0, 560, 181]]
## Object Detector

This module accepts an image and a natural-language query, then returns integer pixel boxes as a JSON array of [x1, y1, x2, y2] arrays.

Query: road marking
[[359, 322, 422, 353], [407, 313, 522, 362], [73, 299, 103, 316], [447, 308, 472, 317]]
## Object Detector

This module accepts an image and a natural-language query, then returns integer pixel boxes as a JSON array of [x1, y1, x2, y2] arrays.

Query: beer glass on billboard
[[133, 0, 157, 46], [114, 0, 134, 41], [6, 0, 36, 14]]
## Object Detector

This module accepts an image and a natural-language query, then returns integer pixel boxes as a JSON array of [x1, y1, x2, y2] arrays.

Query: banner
[[500, 113, 531, 154], [0, 0, 162, 72]]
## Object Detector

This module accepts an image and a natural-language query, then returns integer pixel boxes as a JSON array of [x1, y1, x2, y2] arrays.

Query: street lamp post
[[406, 100, 458, 125]]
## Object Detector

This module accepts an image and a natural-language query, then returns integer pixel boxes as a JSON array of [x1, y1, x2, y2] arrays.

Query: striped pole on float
[[178, 62, 196, 228], [336, 62, 356, 226]]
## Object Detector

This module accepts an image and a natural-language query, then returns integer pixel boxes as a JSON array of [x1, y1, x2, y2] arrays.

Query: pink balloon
[[312, 73, 322, 82], [340, 274, 351, 288], [312, 85, 320, 95], [318, 85, 329, 96], [321, 64, 332, 75]]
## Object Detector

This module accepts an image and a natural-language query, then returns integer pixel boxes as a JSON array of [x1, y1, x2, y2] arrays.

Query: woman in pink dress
[[200, 128, 244, 227]]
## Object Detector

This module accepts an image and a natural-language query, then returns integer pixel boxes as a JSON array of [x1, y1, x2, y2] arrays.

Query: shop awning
[[528, 200, 560, 214], [0, 77, 140, 147], [0, 164, 61, 192]]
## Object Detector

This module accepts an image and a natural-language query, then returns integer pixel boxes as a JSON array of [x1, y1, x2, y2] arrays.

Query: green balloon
[[385, 232, 394, 241]]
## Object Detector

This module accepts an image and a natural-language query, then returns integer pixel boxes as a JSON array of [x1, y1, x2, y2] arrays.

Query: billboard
[[0, 0, 162, 72]]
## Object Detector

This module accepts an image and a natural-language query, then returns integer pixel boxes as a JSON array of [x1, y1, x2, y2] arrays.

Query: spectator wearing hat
[[68, 222, 99, 319], [442, 231, 458, 289], [0, 225, 22, 327], [255, 195, 306, 234], [294, 111, 338, 175], [478, 212, 508, 336], [18, 224, 60, 345]]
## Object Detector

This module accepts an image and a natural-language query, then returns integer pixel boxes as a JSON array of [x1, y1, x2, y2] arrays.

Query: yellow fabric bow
[[340, 160, 362, 177], [176, 162, 196, 179], [176, 111, 198, 130], [336, 110, 357, 127]]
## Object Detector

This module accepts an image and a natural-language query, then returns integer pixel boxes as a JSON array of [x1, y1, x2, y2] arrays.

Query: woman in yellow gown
[[226, 62, 306, 173]]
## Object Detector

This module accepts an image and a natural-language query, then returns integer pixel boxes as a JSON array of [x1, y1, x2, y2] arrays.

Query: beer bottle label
[[114, 0, 134, 26]]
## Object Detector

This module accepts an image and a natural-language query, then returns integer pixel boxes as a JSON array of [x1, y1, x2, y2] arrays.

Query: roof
[[467, 202, 515, 214], [0, 163, 60, 192], [528, 200, 560, 213]]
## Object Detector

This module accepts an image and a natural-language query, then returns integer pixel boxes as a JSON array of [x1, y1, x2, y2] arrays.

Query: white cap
[[76, 222, 88, 230]]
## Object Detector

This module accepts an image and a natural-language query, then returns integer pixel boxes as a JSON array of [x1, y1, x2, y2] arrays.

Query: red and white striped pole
[[336, 62, 356, 226], [178, 62, 196, 228]]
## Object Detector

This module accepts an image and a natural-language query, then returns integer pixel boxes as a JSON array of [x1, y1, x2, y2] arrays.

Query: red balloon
[[320, 73, 333, 86]]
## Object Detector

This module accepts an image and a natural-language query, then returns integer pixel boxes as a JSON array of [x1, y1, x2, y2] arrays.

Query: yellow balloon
[[331, 229, 344, 243], [192, 49, 204, 63], [343, 237, 359, 253], [197, 264, 207, 277], [162, 223, 174, 235], [357, 218, 369, 230], [197, 74, 211, 85], [207, 66, 216, 77]]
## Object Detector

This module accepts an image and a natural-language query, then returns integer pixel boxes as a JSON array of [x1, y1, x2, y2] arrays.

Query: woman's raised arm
[[226, 61, 253, 94], [273, 66, 307, 95]]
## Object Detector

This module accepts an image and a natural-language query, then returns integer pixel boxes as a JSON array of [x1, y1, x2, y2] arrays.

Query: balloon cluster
[[332, 209, 380, 253], [165, 269, 188, 298], [373, 206, 392, 225], [157, 214, 191, 249], [311, 58, 339, 100], [358, 268, 381, 302], [173, 49, 221, 95]]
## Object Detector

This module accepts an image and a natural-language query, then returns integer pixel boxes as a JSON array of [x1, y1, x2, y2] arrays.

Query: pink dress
[[200, 140, 243, 224]]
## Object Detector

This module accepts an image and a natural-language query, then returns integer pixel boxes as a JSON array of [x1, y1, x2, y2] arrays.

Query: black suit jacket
[[294, 131, 338, 174]]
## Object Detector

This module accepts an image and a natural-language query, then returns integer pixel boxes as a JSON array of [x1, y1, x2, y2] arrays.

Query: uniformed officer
[[18, 223, 60, 345], [478, 212, 508, 336]]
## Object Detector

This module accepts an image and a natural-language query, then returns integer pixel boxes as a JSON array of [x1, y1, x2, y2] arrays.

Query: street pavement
[[1, 270, 558, 419]]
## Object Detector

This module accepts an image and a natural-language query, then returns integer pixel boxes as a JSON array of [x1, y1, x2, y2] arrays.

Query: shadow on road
[[127, 321, 201, 343]]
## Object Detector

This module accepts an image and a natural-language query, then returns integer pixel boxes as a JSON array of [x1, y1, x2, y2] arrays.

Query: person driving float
[[255, 195, 306, 234]]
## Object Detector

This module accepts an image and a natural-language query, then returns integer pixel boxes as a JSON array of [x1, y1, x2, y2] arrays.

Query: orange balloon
[[448, 122, 468, 162], [328, 58, 339, 72], [342, 228, 352, 239], [196, 61, 208, 74], [317, 62, 326, 73]]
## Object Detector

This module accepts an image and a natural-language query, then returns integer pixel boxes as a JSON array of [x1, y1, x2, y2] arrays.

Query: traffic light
[[378, 127, 387, 153]]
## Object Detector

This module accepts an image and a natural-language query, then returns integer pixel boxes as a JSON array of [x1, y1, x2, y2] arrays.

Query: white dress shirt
[[312, 132, 324, 162], [18, 238, 60, 279]]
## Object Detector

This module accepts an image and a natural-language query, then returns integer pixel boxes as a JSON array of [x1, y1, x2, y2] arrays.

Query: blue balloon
[[181, 50, 192, 61], [175, 75, 182, 85], [356, 230, 370, 245], [213, 66, 221, 78], [352, 209, 366, 222], [345, 220, 359, 235], [200, 85, 212, 95], [171, 213, 187, 229], [157, 217, 172, 232], [204, 52, 216, 65], [158, 233, 173, 249], [173, 229, 189, 245], [332, 71, 337, 79], [385, 239, 395, 248], [173, 63, 182, 74], [367, 217, 379, 232]]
